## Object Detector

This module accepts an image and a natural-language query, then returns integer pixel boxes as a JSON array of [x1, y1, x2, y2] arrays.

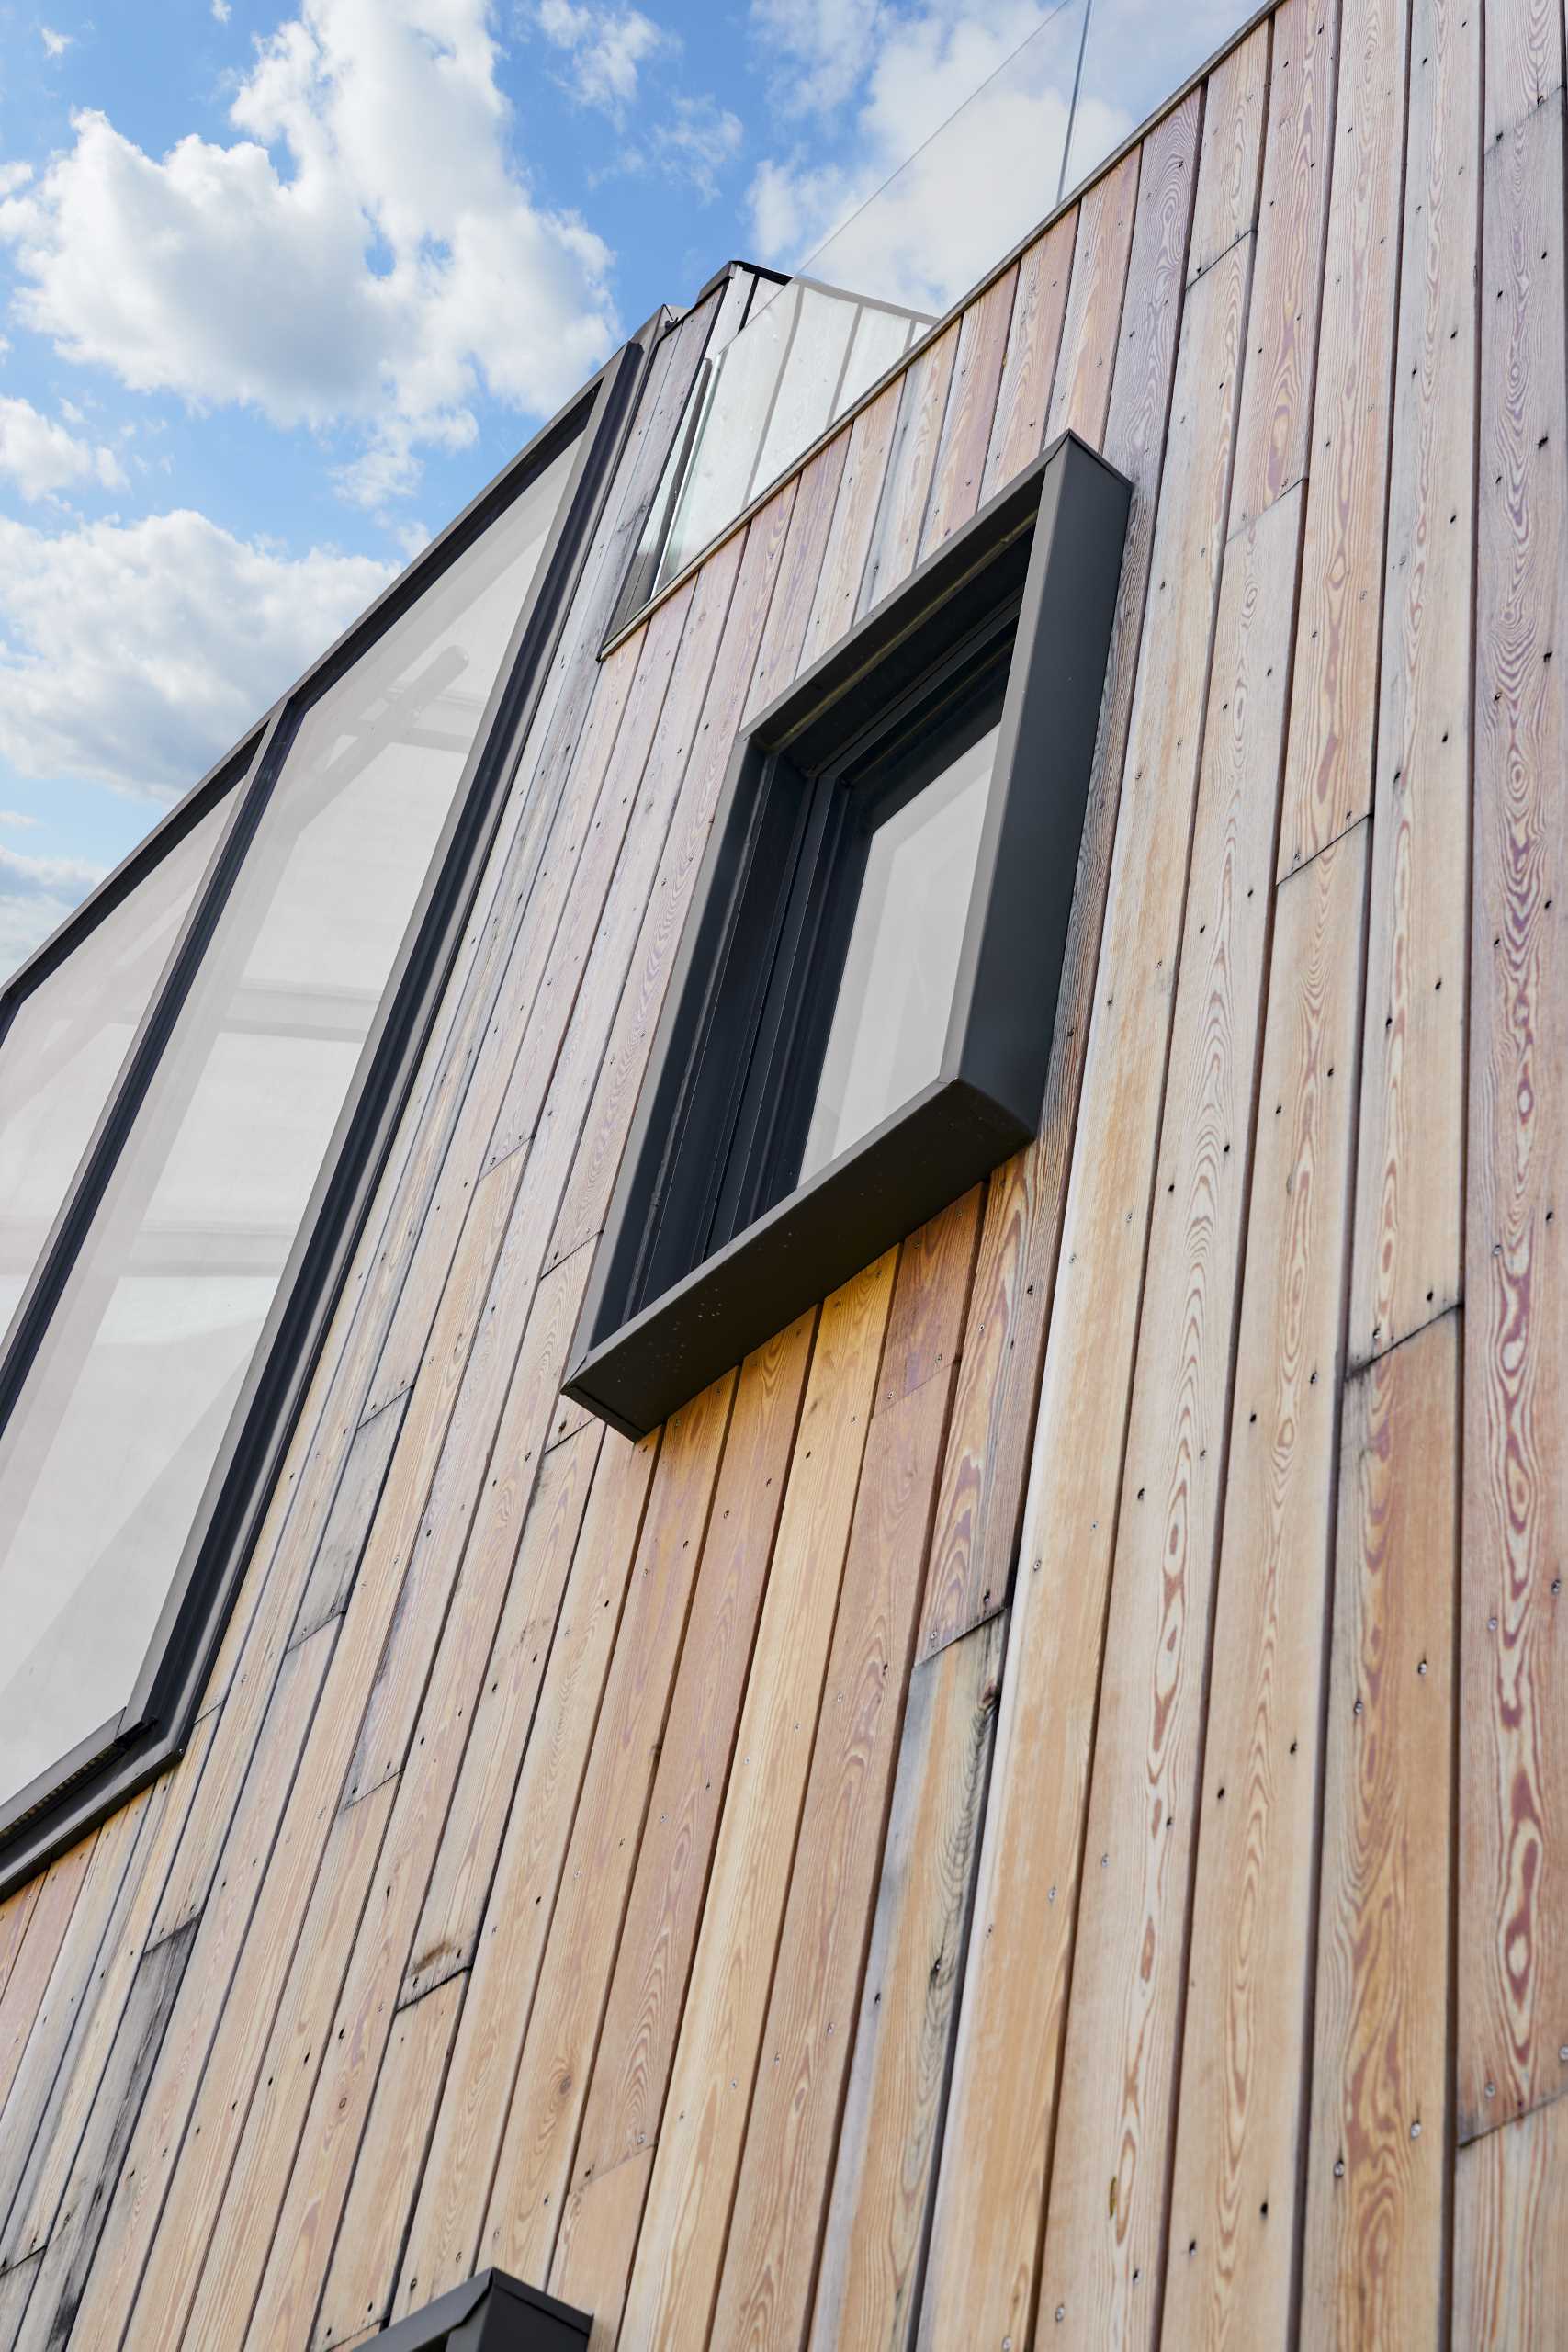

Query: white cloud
[[535, 0, 674, 121], [39, 25, 74, 60], [649, 95, 742, 199], [212, 0, 232, 17], [747, 0, 1247, 313], [749, 2, 1077, 313], [0, 395, 126, 501], [0, 165, 35, 198], [0, 0, 618, 503], [0, 842, 107, 973], [0, 810, 40, 828], [0, 507, 394, 800], [749, 0, 887, 117]]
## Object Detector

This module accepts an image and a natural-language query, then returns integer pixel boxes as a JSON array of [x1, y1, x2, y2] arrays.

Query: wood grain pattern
[[399, 1422, 606, 2003], [0, 1711, 219, 2276], [59, 1615, 347, 2351], [552, 2144, 653, 2352], [1455, 2092, 1568, 2344], [469, 1371, 739, 2294], [556, 1315, 814, 2198], [313, 1975, 465, 2349], [809, 1611, 1006, 2352], [982, 209, 1078, 499], [1, 11, 1536, 2341], [711, 1195, 978, 2352], [0, 1887, 40, 2014], [797, 386, 900, 671], [1164, 822, 1370, 2347], [1348, 0, 1478, 1368], [858, 325, 961, 616], [387, 1423, 658, 2323], [1228, 0, 1340, 530], [1459, 5, 1568, 2141], [919, 266, 1019, 558], [1048, 145, 1144, 444], [617, 1250, 897, 2348], [917, 95, 1201, 1667], [1039, 484, 1300, 2349], [1301, 1312, 1458, 2343], [0, 1794, 147, 2251], [1187, 21, 1270, 285], [1276, 0, 1410, 875], [916, 133, 1243, 2352], [0, 1843, 94, 2123]]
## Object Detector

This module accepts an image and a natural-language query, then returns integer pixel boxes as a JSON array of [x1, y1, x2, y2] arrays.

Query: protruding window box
[[565, 432, 1131, 1441]]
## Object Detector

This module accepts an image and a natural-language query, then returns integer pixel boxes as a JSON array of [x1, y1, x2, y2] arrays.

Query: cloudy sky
[[0, 0, 1241, 972]]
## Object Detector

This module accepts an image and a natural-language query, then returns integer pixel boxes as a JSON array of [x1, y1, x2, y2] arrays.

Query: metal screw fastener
[[1334, 2158, 1345, 2178], [1410, 2120, 1422, 2140]]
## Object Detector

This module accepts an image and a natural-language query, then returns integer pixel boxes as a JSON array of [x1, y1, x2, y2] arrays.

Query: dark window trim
[[565, 430, 1131, 1442], [0, 331, 652, 1893], [377, 2269, 590, 2352]]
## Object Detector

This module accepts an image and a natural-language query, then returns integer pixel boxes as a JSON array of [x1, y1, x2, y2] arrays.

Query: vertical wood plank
[[1048, 145, 1145, 445], [1301, 1312, 1458, 2343], [0, 1711, 220, 2275], [808, 1611, 1007, 2352], [712, 1193, 979, 2352], [1187, 20, 1270, 287], [0, 1843, 95, 2121], [1228, 0, 1341, 530], [616, 1250, 897, 2348], [857, 325, 961, 616], [313, 1976, 466, 2350], [468, 1369, 743, 2296], [1348, 0, 1479, 1367], [1039, 486, 1301, 2346], [916, 106, 1239, 2352], [919, 266, 1020, 557], [1164, 822, 1371, 2346], [1459, 0, 1568, 2143], [981, 209, 1079, 499], [341, 1423, 656, 2333], [798, 385, 900, 669], [918, 95, 1200, 1666], [547, 1315, 815, 2199], [1455, 2095, 1568, 2344], [1276, 0, 1411, 875]]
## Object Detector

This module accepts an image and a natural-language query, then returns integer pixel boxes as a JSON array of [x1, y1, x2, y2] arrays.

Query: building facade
[[0, 0, 1560, 2342]]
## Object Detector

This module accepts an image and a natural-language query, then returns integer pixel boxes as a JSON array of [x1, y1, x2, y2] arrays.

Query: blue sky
[[0, 0, 1238, 970]]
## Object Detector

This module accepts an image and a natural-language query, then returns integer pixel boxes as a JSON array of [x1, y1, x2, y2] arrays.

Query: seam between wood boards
[[314, 1406, 671, 2348], [524, 1374, 750, 2296], [242, 487, 760, 2345], [1, 300, 710, 2352], [792, 1220, 987, 2338], [1022, 78, 1283, 2348], [558, 1303, 823, 2317], [684, 1250, 904, 2347]]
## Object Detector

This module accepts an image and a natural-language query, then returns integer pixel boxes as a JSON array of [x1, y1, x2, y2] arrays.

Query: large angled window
[[0, 345, 644, 1875]]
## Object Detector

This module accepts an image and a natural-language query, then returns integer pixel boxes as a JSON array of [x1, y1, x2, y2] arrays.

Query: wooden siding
[[0, 0, 1562, 2342]]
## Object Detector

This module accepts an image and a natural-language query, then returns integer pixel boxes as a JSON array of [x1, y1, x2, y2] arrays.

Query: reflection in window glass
[[800, 720, 999, 1182], [0, 797, 231, 1339], [0, 435, 578, 1807]]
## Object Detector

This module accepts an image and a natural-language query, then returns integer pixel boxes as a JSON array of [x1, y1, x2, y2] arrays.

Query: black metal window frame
[[377, 2269, 590, 2352], [0, 332, 649, 1892], [566, 430, 1131, 1442]]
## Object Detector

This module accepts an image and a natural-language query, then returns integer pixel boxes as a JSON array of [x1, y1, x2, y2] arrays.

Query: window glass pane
[[0, 795, 232, 1339], [800, 719, 999, 1182], [0, 434, 578, 1806]]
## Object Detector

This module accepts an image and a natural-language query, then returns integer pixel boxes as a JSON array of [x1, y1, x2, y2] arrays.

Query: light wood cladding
[[1, 6, 1557, 2343]]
